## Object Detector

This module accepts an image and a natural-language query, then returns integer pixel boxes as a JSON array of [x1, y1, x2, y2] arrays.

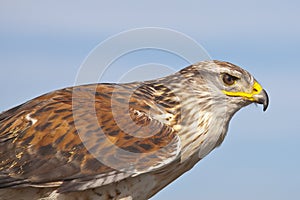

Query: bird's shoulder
[[0, 83, 181, 192]]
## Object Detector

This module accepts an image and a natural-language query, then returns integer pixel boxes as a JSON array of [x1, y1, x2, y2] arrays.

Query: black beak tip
[[262, 89, 269, 112], [263, 103, 268, 112]]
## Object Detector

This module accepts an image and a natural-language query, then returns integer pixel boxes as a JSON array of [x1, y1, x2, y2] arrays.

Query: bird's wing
[[0, 83, 181, 192]]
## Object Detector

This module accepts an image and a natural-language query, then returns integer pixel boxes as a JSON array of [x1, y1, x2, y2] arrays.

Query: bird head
[[179, 60, 269, 113]]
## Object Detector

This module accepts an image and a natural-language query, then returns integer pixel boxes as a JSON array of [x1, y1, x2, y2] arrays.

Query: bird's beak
[[222, 81, 269, 111], [252, 88, 269, 111]]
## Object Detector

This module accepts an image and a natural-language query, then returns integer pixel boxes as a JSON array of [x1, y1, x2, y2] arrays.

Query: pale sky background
[[0, 1, 299, 200]]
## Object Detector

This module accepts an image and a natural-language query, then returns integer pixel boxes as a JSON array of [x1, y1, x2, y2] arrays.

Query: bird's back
[[0, 82, 186, 199]]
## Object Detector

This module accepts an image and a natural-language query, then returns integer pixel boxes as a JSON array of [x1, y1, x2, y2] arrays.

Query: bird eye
[[222, 73, 238, 85]]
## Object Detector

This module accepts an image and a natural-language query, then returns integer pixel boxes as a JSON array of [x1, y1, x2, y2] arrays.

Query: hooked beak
[[252, 89, 269, 111]]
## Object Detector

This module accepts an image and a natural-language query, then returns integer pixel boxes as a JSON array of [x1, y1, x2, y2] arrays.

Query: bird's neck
[[144, 74, 235, 163]]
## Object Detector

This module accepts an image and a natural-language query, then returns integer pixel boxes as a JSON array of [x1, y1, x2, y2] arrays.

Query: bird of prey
[[0, 60, 268, 200]]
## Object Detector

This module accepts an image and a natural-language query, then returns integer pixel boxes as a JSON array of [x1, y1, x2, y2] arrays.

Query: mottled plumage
[[0, 60, 268, 200]]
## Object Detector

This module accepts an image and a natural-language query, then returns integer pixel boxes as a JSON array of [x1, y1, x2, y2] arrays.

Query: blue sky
[[0, 1, 299, 199]]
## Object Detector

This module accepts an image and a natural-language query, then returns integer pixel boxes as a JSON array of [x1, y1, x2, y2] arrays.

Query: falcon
[[0, 60, 269, 200]]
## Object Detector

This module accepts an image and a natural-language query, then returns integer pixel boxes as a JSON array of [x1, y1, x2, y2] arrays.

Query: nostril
[[253, 88, 258, 92]]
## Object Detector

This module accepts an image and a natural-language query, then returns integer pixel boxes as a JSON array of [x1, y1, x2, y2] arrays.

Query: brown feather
[[0, 82, 181, 192]]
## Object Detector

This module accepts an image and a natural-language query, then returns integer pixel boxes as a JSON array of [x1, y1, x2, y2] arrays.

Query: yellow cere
[[222, 81, 263, 101]]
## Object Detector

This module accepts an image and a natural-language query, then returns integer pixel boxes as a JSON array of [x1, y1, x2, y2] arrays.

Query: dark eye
[[222, 73, 238, 85]]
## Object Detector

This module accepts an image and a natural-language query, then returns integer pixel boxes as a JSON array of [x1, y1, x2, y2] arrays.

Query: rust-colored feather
[[0, 82, 180, 192]]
